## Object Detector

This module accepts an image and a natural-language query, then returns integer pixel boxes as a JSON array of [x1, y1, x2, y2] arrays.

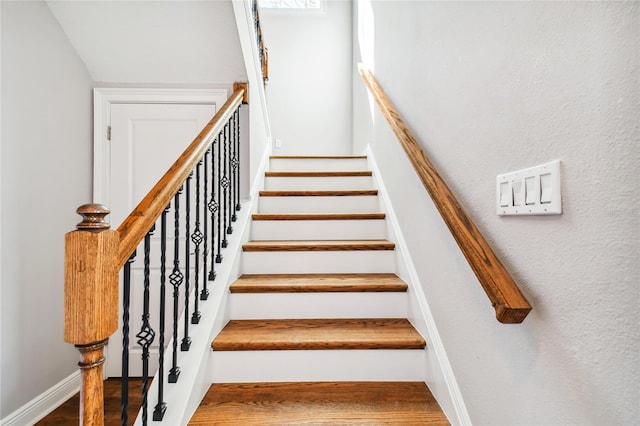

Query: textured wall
[[261, 0, 353, 155], [1, 1, 94, 416], [353, 1, 639, 424]]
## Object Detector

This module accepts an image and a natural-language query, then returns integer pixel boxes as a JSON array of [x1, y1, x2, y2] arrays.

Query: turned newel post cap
[[76, 204, 111, 231]]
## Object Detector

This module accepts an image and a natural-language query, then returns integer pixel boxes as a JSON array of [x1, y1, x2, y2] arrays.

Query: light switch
[[496, 160, 561, 215], [525, 176, 536, 205], [499, 182, 510, 207], [512, 179, 523, 206], [540, 173, 552, 204]]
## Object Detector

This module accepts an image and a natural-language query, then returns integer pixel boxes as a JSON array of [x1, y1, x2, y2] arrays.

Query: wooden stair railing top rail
[[358, 64, 531, 324], [116, 84, 246, 269]]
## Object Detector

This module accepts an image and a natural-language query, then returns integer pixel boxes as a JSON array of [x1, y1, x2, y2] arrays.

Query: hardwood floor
[[36, 378, 142, 426], [189, 381, 450, 425]]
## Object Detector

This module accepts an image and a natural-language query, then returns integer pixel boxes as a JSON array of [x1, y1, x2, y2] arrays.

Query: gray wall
[[353, 1, 639, 424], [261, 0, 353, 155], [1, 1, 94, 416]]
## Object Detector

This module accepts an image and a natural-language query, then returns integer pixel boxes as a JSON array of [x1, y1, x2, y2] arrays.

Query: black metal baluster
[[230, 110, 238, 223], [136, 227, 156, 426], [181, 174, 192, 351], [216, 131, 224, 262], [208, 136, 219, 278], [153, 208, 169, 421], [169, 188, 183, 383], [121, 250, 136, 426], [234, 108, 241, 215], [201, 149, 210, 300], [222, 123, 230, 246], [191, 161, 203, 325]]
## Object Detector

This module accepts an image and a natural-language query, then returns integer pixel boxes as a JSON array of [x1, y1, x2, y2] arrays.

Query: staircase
[[190, 155, 449, 424]]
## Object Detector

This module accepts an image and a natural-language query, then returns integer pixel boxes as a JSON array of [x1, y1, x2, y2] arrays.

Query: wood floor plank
[[265, 171, 372, 177], [189, 382, 449, 425], [230, 273, 408, 293], [212, 318, 426, 351], [259, 189, 378, 197], [242, 240, 395, 252], [252, 212, 386, 221]]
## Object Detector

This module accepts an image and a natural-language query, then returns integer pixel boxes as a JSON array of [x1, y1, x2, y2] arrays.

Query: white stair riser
[[242, 251, 395, 274], [228, 292, 408, 319], [211, 349, 426, 382], [270, 158, 369, 171], [265, 176, 374, 191], [258, 196, 380, 214], [251, 219, 386, 241]]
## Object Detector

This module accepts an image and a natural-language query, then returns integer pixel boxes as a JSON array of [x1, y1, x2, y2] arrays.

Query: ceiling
[[46, 0, 247, 84]]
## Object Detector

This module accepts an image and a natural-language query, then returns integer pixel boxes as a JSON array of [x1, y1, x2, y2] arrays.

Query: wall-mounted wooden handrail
[[116, 85, 245, 269], [358, 64, 531, 323]]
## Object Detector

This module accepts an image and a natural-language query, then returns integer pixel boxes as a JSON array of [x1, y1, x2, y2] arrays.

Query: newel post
[[64, 204, 119, 426]]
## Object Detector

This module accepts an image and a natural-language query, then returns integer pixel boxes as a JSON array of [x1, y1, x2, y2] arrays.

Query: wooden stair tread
[[266, 170, 372, 177], [242, 240, 395, 252], [252, 212, 386, 221], [190, 382, 449, 425], [230, 273, 408, 293], [259, 189, 378, 197], [270, 155, 368, 159], [212, 318, 425, 351]]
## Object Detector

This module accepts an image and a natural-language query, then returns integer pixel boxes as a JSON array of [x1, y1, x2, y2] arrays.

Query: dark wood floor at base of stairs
[[189, 381, 450, 425]]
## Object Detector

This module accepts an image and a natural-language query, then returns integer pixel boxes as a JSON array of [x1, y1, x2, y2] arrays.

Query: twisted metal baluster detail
[[201, 148, 210, 300], [181, 174, 192, 351], [216, 130, 224, 262], [191, 160, 203, 325], [168, 188, 183, 383], [136, 227, 156, 426], [208, 136, 219, 278], [231, 109, 239, 223], [121, 250, 136, 426], [221, 122, 230, 246], [234, 107, 242, 213]]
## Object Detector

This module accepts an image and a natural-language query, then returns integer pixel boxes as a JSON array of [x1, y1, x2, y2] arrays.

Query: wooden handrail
[[358, 65, 531, 323], [116, 84, 246, 269]]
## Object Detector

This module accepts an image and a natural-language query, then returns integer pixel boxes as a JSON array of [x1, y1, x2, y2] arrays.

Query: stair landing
[[189, 381, 450, 425]]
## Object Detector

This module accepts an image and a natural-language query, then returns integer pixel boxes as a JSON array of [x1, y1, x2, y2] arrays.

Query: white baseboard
[[0, 371, 80, 426]]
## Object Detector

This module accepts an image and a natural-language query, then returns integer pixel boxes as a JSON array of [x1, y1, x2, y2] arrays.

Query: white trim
[[0, 371, 80, 426], [366, 146, 472, 426], [92, 88, 228, 206]]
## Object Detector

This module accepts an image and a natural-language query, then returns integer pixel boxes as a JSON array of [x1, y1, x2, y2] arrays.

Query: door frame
[[93, 88, 228, 209]]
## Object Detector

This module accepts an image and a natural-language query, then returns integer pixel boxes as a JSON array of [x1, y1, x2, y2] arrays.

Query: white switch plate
[[496, 160, 562, 215]]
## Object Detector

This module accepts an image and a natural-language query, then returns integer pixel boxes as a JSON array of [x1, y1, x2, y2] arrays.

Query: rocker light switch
[[496, 160, 561, 215]]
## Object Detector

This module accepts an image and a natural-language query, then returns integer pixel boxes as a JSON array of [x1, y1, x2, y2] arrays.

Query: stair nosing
[[265, 171, 372, 178], [212, 318, 426, 351], [251, 213, 386, 221], [270, 155, 368, 159], [230, 273, 408, 293], [242, 240, 395, 252], [259, 190, 378, 197]]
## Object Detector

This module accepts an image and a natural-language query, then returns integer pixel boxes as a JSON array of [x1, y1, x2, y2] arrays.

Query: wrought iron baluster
[[216, 130, 224, 262], [169, 188, 183, 383], [136, 227, 156, 426], [231, 109, 239, 223], [222, 122, 230, 246], [191, 160, 203, 325], [208, 136, 219, 278], [121, 250, 136, 426], [201, 149, 210, 300], [181, 174, 192, 352], [234, 108, 242, 214], [153, 208, 169, 421]]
